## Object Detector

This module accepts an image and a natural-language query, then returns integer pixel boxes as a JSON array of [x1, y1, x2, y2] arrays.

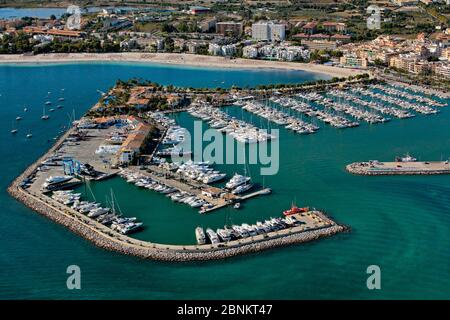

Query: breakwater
[[8, 180, 345, 261], [346, 161, 450, 176]]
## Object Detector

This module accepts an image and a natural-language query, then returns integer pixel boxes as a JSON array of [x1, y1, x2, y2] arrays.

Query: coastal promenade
[[8, 128, 346, 262], [0, 52, 363, 78], [346, 161, 450, 176]]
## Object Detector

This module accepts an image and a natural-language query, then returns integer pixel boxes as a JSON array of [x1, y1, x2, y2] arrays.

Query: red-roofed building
[[23, 26, 83, 38], [292, 33, 310, 40], [322, 22, 347, 33], [330, 34, 352, 43], [302, 21, 318, 34], [310, 33, 330, 41]]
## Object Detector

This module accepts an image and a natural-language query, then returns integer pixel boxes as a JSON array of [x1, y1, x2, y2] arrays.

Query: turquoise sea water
[[1, 62, 449, 299]]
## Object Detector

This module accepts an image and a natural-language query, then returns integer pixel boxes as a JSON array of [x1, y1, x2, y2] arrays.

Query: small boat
[[11, 120, 18, 134], [283, 204, 309, 216], [231, 183, 253, 195], [225, 173, 251, 189], [233, 203, 241, 209], [26, 133, 33, 138], [58, 98, 65, 101], [57, 105, 63, 109], [45, 101, 52, 105], [49, 108, 55, 112], [88, 207, 110, 218], [23, 107, 28, 112], [41, 107, 49, 120], [16, 116, 22, 121], [395, 153, 417, 162]]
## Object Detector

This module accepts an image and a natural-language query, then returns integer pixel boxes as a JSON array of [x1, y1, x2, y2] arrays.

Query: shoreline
[[0, 52, 364, 78]]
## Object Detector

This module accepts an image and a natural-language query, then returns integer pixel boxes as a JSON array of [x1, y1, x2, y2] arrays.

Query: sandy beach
[[0, 52, 364, 78]]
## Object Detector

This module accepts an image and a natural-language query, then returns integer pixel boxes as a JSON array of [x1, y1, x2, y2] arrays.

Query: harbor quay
[[346, 160, 450, 176]]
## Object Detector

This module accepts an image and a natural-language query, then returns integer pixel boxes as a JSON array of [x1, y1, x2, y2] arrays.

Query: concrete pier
[[346, 160, 450, 176]]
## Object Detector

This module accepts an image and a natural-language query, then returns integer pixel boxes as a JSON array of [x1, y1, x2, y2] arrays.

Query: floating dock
[[346, 160, 450, 175]]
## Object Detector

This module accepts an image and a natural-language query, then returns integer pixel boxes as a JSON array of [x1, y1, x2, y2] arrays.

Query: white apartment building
[[208, 43, 236, 56], [252, 22, 286, 42], [243, 43, 310, 61]]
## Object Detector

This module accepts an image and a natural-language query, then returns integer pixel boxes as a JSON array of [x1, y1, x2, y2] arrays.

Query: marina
[[7, 119, 344, 260], [7, 75, 450, 259], [2, 61, 450, 298], [7, 79, 347, 259], [188, 101, 275, 143]]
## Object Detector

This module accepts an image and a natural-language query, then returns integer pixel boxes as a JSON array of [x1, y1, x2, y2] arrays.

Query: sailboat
[[41, 106, 49, 120], [11, 120, 18, 134]]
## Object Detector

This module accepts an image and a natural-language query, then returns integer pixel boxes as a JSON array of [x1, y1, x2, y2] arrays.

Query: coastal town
[[0, 0, 449, 86]]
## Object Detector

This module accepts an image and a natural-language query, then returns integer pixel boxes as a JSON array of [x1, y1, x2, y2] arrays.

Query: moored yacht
[[195, 227, 206, 245], [225, 173, 251, 189], [88, 207, 110, 218], [395, 153, 417, 162], [206, 228, 220, 244], [231, 183, 253, 194]]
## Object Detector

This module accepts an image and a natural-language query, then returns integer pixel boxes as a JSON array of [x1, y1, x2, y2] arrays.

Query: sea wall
[[8, 179, 345, 262], [346, 164, 450, 176]]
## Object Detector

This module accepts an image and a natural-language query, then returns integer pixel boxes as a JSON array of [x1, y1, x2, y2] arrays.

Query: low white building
[[243, 43, 309, 61], [208, 43, 236, 56], [243, 45, 258, 59]]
